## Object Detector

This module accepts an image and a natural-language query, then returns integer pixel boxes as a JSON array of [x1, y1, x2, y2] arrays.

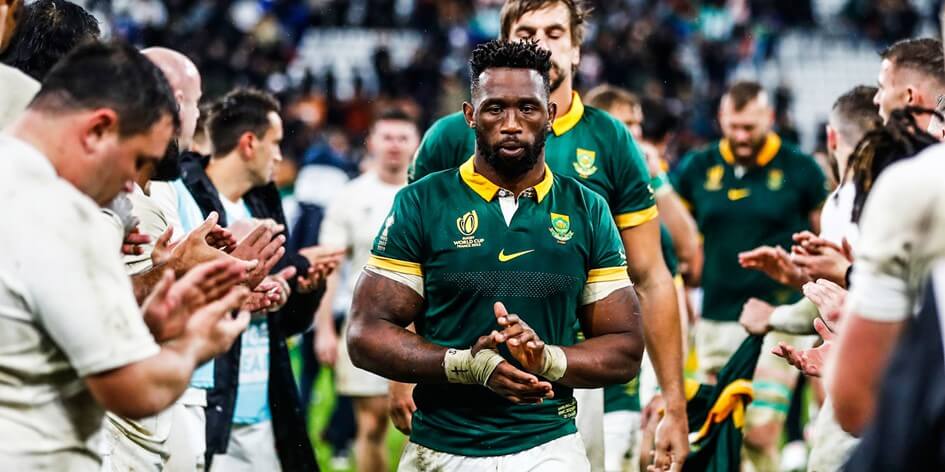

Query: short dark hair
[[584, 84, 640, 112], [371, 108, 417, 132], [0, 0, 100, 80], [500, 0, 592, 45], [207, 88, 281, 157], [31, 41, 180, 137], [723, 81, 766, 111], [641, 98, 679, 142], [469, 39, 552, 98], [831, 85, 882, 147], [881, 38, 945, 86]]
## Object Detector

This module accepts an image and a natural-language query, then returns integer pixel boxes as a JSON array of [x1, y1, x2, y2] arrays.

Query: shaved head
[[143, 47, 201, 147]]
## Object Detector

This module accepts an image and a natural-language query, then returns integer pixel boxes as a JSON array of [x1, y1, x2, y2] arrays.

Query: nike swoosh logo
[[498, 249, 535, 262], [728, 188, 751, 201]]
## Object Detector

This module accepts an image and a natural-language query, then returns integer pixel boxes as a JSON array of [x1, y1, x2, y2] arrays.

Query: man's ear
[[80, 109, 120, 152], [238, 131, 256, 159], [547, 101, 557, 129], [826, 125, 838, 152], [463, 102, 475, 129]]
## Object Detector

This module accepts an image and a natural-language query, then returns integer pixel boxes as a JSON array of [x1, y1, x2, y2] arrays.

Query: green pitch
[[290, 342, 407, 472]]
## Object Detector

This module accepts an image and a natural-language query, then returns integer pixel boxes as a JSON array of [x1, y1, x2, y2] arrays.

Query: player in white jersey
[[314, 109, 420, 472]]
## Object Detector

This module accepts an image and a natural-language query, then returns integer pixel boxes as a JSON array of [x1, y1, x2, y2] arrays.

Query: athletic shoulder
[[555, 173, 611, 214]]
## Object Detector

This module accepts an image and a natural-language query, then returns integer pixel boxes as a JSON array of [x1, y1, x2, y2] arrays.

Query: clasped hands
[[469, 302, 557, 405]]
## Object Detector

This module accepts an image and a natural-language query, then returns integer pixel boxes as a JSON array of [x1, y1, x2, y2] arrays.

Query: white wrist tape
[[539, 345, 567, 381], [443, 348, 505, 385]]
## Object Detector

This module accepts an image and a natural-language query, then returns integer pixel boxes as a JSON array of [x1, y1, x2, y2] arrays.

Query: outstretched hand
[[772, 318, 835, 377], [738, 245, 809, 289]]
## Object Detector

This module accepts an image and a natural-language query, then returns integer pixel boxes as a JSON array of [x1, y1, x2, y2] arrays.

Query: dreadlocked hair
[[846, 107, 941, 223], [469, 39, 552, 96]]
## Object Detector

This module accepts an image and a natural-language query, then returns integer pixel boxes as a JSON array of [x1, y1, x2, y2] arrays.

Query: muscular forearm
[[86, 341, 198, 419], [637, 266, 686, 409], [346, 317, 449, 383], [560, 333, 642, 388]]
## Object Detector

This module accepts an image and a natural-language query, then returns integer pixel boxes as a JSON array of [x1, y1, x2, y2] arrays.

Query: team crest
[[704, 165, 724, 191], [767, 169, 784, 191], [549, 213, 574, 243], [573, 148, 598, 178]]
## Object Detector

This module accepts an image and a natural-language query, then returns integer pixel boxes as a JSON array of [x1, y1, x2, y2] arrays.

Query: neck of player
[[206, 154, 255, 203], [376, 161, 408, 186], [551, 77, 574, 122], [473, 153, 547, 197]]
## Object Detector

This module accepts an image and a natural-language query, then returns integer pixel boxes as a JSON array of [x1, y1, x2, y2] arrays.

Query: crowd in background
[[72, 0, 941, 172]]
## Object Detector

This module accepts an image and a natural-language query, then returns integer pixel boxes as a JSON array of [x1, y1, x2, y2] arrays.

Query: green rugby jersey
[[671, 134, 827, 322], [410, 92, 658, 230], [369, 157, 630, 456]]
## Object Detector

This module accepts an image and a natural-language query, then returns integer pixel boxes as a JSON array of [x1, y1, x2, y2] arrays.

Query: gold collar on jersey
[[719, 132, 782, 167], [459, 156, 554, 203]]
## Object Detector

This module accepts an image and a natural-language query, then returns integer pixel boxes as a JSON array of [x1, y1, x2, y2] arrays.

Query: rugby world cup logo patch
[[457, 210, 479, 236]]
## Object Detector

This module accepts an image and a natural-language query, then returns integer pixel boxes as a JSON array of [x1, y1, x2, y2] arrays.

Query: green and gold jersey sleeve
[[605, 117, 658, 229], [670, 149, 702, 210], [587, 191, 631, 283], [409, 112, 474, 183], [369, 187, 424, 276]]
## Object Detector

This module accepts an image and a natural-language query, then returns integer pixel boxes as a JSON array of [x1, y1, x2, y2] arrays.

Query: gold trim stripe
[[614, 206, 659, 229], [367, 255, 423, 276], [587, 267, 630, 283]]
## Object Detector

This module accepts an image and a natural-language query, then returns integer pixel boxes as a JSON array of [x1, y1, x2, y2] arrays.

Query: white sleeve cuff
[[581, 279, 632, 305], [364, 265, 424, 298], [848, 269, 911, 322]]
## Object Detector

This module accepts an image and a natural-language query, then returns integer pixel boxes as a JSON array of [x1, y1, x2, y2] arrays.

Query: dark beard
[[476, 126, 548, 180], [151, 138, 181, 182]]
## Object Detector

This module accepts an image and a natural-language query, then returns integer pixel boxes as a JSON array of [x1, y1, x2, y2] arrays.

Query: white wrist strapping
[[539, 345, 567, 381], [443, 348, 505, 385]]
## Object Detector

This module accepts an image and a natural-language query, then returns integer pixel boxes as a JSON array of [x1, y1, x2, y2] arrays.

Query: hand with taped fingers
[[470, 330, 554, 404]]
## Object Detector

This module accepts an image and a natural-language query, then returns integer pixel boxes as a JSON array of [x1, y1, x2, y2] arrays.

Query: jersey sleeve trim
[[614, 205, 659, 229], [587, 267, 631, 283], [367, 255, 423, 276]]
